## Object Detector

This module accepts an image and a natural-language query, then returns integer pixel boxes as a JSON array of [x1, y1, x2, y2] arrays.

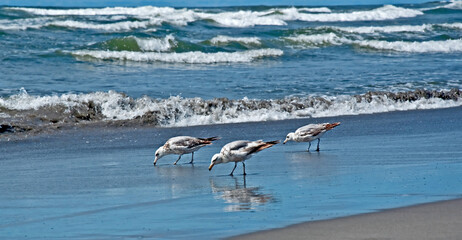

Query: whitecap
[[49, 20, 158, 31], [297, 7, 332, 13], [134, 35, 176, 52], [277, 5, 423, 22], [68, 49, 284, 63], [284, 33, 350, 46], [355, 39, 462, 53], [333, 24, 430, 33], [210, 35, 261, 45]]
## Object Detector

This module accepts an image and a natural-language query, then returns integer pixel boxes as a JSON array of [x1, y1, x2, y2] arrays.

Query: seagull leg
[[316, 138, 320, 152], [189, 152, 194, 164], [173, 155, 182, 165], [230, 162, 237, 176], [242, 161, 246, 176], [307, 142, 311, 152]]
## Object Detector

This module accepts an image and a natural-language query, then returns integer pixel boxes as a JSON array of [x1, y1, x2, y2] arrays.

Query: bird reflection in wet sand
[[209, 176, 274, 212]]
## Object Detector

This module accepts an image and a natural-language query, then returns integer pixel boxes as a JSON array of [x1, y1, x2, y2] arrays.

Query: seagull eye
[[155, 153, 159, 157]]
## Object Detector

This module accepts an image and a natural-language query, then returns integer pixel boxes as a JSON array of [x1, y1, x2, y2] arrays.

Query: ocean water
[[0, 1, 462, 132]]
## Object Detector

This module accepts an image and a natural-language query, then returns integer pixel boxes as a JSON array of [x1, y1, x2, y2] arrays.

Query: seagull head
[[283, 132, 295, 144], [209, 153, 222, 171], [153, 147, 166, 165]]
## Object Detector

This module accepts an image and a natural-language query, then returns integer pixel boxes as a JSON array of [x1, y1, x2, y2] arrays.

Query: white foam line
[[356, 39, 462, 53], [210, 35, 261, 45], [8, 5, 424, 28], [277, 5, 423, 22], [2, 90, 461, 127], [69, 49, 283, 63], [284, 33, 350, 46]]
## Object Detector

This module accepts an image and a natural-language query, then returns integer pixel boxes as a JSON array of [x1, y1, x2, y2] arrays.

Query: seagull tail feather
[[248, 140, 279, 155], [198, 136, 221, 144], [325, 122, 341, 130]]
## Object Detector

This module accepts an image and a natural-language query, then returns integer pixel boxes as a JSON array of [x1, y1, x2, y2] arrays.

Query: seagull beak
[[283, 139, 288, 144], [153, 157, 158, 166], [208, 163, 215, 171]]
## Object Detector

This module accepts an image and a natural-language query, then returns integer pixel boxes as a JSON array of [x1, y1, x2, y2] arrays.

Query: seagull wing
[[221, 140, 251, 155], [296, 124, 326, 137], [223, 140, 278, 158], [167, 136, 204, 151]]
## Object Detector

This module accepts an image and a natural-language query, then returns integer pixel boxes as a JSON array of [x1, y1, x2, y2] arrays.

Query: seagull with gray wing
[[154, 136, 220, 165], [209, 140, 279, 176], [283, 122, 340, 151]]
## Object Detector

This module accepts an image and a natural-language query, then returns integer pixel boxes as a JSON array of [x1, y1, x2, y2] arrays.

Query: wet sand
[[232, 198, 462, 240], [1, 107, 462, 239]]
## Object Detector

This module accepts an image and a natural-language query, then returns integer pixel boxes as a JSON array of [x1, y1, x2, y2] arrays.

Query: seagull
[[283, 122, 340, 151], [154, 136, 220, 165], [208, 140, 279, 176]]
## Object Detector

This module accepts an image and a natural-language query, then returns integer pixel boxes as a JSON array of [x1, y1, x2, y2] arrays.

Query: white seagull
[[208, 140, 279, 176], [283, 122, 340, 151], [154, 136, 220, 165]]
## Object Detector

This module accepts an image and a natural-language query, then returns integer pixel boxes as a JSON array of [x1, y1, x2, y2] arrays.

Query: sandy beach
[[232, 198, 462, 240], [1, 106, 462, 239]]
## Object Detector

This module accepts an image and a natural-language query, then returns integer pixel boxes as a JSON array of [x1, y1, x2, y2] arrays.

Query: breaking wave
[[7, 5, 423, 29], [1, 89, 461, 132], [284, 33, 348, 46], [355, 39, 462, 53], [209, 35, 261, 45], [0, 18, 158, 32], [283, 32, 462, 53], [421, 1, 462, 11], [67, 49, 283, 63], [134, 35, 176, 52], [332, 22, 462, 33], [272, 5, 422, 22]]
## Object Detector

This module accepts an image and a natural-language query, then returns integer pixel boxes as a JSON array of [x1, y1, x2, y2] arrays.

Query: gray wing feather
[[296, 124, 326, 136], [168, 136, 202, 149], [227, 141, 251, 151]]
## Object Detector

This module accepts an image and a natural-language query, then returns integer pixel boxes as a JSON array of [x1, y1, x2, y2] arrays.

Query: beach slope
[[232, 198, 462, 240]]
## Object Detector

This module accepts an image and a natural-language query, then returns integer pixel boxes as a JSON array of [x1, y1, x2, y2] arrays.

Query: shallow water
[[1, 107, 461, 239]]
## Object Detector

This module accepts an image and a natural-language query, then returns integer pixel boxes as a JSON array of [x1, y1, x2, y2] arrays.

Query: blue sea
[[0, 1, 461, 130]]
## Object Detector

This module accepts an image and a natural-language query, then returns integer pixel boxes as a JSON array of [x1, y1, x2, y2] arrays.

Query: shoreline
[[1, 88, 461, 141], [230, 197, 462, 240], [2, 105, 462, 142]]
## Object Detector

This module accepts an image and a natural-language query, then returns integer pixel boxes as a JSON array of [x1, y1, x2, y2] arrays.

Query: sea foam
[[356, 39, 462, 53], [69, 49, 284, 63], [8, 5, 424, 29], [134, 35, 176, 52], [277, 5, 423, 22], [284, 33, 349, 46], [1, 89, 461, 128], [209, 35, 261, 45]]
